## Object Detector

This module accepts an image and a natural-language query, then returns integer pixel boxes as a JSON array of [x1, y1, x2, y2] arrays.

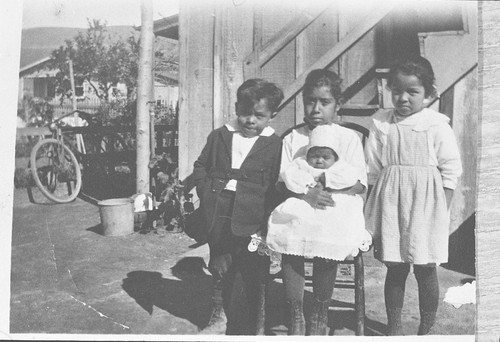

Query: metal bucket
[[98, 198, 134, 236]]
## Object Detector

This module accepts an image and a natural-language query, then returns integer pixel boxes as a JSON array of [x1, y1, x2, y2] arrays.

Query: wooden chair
[[277, 120, 369, 336]]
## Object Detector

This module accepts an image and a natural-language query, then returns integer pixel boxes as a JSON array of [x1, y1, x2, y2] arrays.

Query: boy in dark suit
[[193, 79, 284, 335]]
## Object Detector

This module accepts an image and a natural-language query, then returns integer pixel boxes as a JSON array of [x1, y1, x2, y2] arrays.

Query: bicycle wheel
[[30, 138, 82, 203]]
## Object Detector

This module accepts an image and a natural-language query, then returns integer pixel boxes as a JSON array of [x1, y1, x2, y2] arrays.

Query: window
[[75, 77, 84, 97], [47, 77, 56, 98], [33, 78, 46, 98]]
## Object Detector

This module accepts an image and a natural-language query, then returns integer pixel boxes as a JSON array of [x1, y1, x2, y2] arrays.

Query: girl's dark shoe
[[417, 310, 436, 335], [287, 299, 305, 335], [308, 298, 330, 335], [386, 307, 404, 336]]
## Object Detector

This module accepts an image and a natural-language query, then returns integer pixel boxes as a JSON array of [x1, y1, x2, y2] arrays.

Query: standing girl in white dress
[[364, 56, 462, 336]]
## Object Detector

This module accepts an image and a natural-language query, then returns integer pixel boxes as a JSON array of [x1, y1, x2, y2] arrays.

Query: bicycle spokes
[[30, 139, 82, 203]]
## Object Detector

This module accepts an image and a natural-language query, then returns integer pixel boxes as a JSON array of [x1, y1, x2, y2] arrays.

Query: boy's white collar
[[225, 118, 275, 137]]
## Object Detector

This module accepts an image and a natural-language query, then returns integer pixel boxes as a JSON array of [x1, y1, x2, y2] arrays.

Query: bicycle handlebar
[[54, 110, 93, 123], [49, 110, 97, 131]]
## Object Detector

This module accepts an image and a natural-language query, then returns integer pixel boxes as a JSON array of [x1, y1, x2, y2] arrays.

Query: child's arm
[[281, 158, 317, 194], [265, 139, 284, 214], [323, 159, 360, 191], [327, 131, 369, 195], [434, 124, 462, 209], [192, 130, 216, 199], [364, 122, 384, 189]]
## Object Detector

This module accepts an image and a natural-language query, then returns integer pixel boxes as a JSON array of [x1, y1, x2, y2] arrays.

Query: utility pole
[[136, 0, 154, 194]]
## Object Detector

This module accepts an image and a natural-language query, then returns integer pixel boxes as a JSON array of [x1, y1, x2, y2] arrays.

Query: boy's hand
[[301, 185, 335, 210]]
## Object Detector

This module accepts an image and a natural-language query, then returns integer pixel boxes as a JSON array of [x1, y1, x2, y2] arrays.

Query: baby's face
[[306, 147, 337, 169]]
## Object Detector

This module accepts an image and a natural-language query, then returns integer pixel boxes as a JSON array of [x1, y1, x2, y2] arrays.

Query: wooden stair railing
[[278, 2, 395, 111], [243, 6, 328, 78]]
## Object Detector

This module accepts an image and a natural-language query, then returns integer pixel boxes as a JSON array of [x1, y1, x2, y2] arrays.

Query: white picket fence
[[47, 98, 100, 117]]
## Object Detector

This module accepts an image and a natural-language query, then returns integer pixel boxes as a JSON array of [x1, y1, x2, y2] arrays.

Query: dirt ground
[[9, 187, 475, 339]]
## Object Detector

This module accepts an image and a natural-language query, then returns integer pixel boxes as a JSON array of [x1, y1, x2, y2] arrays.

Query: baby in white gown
[[266, 125, 372, 260]]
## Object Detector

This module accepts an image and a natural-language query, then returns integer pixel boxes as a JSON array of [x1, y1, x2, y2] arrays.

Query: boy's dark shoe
[[200, 305, 227, 335], [287, 299, 305, 335], [200, 276, 227, 335], [308, 298, 330, 335]]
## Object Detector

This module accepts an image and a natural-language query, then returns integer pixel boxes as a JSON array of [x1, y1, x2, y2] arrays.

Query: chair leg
[[354, 253, 365, 336]]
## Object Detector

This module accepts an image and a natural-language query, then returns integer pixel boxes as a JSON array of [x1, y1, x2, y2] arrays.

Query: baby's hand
[[302, 186, 335, 209]]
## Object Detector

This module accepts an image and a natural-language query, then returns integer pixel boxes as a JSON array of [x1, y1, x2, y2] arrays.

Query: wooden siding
[[477, 2, 500, 339], [178, 0, 215, 180], [178, 2, 388, 178]]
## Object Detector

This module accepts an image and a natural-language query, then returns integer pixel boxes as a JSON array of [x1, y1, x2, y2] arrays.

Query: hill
[[20, 26, 138, 69]]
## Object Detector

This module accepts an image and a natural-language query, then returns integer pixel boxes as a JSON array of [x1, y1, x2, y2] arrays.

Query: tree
[[50, 20, 138, 103], [49, 19, 178, 120]]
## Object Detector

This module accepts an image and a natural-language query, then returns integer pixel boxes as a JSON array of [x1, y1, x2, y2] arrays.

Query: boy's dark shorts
[[208, 190, 269, 277]]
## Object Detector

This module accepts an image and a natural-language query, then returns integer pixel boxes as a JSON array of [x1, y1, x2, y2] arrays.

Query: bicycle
[[28, 110, 87, 203], [28, 109, 137, 203]]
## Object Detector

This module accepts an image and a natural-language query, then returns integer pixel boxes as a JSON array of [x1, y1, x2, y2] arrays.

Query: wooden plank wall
[[477, 2, 500, 340], [178, 2, 382, 178], [338, 4, 377, 105], [418, 3, 478, 276], [295, 6, 340, 126], [260, 4, 297, 135], [178, 0, 215, 180]]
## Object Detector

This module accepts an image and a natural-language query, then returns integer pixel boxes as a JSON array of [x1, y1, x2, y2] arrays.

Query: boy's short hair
[[303, 69, 344, 104], [236, 79, 284, 113]]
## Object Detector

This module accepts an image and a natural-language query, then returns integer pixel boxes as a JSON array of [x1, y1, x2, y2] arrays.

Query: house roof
[[19, 57, 54, 77], [153, 14, 179, 40], [135, 14, 179, 40]]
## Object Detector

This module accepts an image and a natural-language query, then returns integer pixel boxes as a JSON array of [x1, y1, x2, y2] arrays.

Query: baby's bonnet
[[307, 124, 342, 154]]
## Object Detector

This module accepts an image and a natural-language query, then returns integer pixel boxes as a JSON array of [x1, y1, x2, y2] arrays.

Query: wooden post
[[68, 59, 77, 113], [136, 0, 154, 194], [68, 58, 85, 153]]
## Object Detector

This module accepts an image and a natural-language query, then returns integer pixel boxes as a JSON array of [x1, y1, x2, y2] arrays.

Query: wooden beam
[[244, 6, 326, 77], [244, 6, 263, 79], [136, 0, 154, 193], [279, 3, 395, 111], [213, 3, 223, 128]]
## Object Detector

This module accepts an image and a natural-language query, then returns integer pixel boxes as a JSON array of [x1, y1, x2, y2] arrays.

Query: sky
[[22, 0, 179, 29]]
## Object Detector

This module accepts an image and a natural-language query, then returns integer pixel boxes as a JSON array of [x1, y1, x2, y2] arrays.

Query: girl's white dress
[[266, 157, 372, 260], [364, 108, 462, 265]]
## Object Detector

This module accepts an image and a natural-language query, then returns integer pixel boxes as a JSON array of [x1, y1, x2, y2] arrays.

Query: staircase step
[[339, 104, 379, 116]]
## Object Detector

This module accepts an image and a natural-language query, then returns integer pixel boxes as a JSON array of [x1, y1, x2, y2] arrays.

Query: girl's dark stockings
[[282, 254, 338, 301], [384, 263, 410, 309], [384, 263, 439, 335], [414, 265, 439, 313]]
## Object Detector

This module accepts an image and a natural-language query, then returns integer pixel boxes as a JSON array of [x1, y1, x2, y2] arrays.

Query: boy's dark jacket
[[192, 125, 282, 237]]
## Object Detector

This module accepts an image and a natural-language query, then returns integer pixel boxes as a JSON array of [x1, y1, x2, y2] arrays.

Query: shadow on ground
[[122, 257, 212, 329]]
